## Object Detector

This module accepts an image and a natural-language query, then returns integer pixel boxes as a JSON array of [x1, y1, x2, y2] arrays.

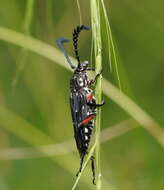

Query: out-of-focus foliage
[[0, 0, 164, 190]]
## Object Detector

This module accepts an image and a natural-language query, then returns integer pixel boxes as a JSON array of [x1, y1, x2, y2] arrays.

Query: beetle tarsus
[[76, 153, 85, 176]]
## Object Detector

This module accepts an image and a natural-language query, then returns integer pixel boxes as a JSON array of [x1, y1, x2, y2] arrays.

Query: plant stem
[[71, 143, 96, 190], [0, 27, 164, 147], [95, 55, 102, 189], [24, 0, 35, 35], [76, 0, 82, 25], [12, 0, 35, 91], [91, 0, 103, 189]]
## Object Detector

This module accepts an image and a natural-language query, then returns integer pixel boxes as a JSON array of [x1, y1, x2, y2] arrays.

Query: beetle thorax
[[70, 72, 88, 91]]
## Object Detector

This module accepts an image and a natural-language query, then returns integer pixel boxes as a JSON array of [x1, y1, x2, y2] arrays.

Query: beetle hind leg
[[76, 153, 96, 185], [91, 156, 96, 185], [76, 152, 85, 176]]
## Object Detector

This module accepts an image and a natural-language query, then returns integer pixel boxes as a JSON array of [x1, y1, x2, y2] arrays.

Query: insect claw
[[92, 179, 96, 185], [97, 69, 103, 76], [76, 166, 82, 177], [76, 171, 80, 177], [101, 99, 105, 105]]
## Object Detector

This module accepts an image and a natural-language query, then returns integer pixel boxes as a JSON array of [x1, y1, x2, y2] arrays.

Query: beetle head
[[76, 60, 89, 72]]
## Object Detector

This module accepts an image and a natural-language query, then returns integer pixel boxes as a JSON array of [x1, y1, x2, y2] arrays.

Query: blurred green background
[[0, 0, 164, 190]]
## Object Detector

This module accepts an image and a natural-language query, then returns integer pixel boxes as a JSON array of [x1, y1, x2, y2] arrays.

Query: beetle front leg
[[76, 152, 85, 176], [88, 70, 102, 86], [91, 156, 96, 185]]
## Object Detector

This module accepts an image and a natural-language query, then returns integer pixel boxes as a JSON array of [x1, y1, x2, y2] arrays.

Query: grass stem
[[91, 0, 103, 188]]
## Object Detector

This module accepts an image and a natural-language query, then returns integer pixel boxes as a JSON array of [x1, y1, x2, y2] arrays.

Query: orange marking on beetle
[[82, 115, 95, 125], [86, 93, 93, 101]]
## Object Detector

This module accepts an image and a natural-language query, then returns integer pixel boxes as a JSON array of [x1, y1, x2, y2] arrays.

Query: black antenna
[[72, 25, 90, 67]]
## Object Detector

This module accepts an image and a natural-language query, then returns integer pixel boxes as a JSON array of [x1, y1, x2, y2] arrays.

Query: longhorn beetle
[[56, 25, 105, 184]]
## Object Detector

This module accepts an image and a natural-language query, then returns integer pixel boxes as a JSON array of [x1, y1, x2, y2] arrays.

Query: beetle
[[56, 25, 105, 184]]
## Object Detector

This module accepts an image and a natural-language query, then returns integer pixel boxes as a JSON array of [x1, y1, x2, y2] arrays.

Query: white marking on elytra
[[79, 80, 84, 86], [84, 128, 88, 133], [83, 87, 89, 91], [85, 135, 88, 140]]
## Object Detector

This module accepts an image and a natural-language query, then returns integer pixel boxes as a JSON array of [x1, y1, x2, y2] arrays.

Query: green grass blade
[[0, 26, 70, 70], [100, 0, 121, 90], [0, 105, 95, 189], [76, 0, 82, 25], [102, 78, 164, 147], [23, 0, 35, 35], [0, 119, 138, 160], [71, 143, 96, 190], [91, 0, 103, 188], [0, 26, 164, 147], [12, 0, 35, 91]]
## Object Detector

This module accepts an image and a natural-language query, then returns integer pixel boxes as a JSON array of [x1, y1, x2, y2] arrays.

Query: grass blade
[[100, 0, 121, 90], [0, 27, 164, 147], [76, 0, 82, 25], [0, 119, 138, 160], [0, 105, 94, 189], [71, 143, 96, 190], [12, 0, 35, 91], [0, 26, 163, 147], [91, 0, 103, 188]]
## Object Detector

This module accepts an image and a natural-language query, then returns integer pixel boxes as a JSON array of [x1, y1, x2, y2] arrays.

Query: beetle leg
[[91, 156, 96, 185], [87, 100, 105, 107], [88, 70, 102, 86], [76, 152, 85, 176]]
